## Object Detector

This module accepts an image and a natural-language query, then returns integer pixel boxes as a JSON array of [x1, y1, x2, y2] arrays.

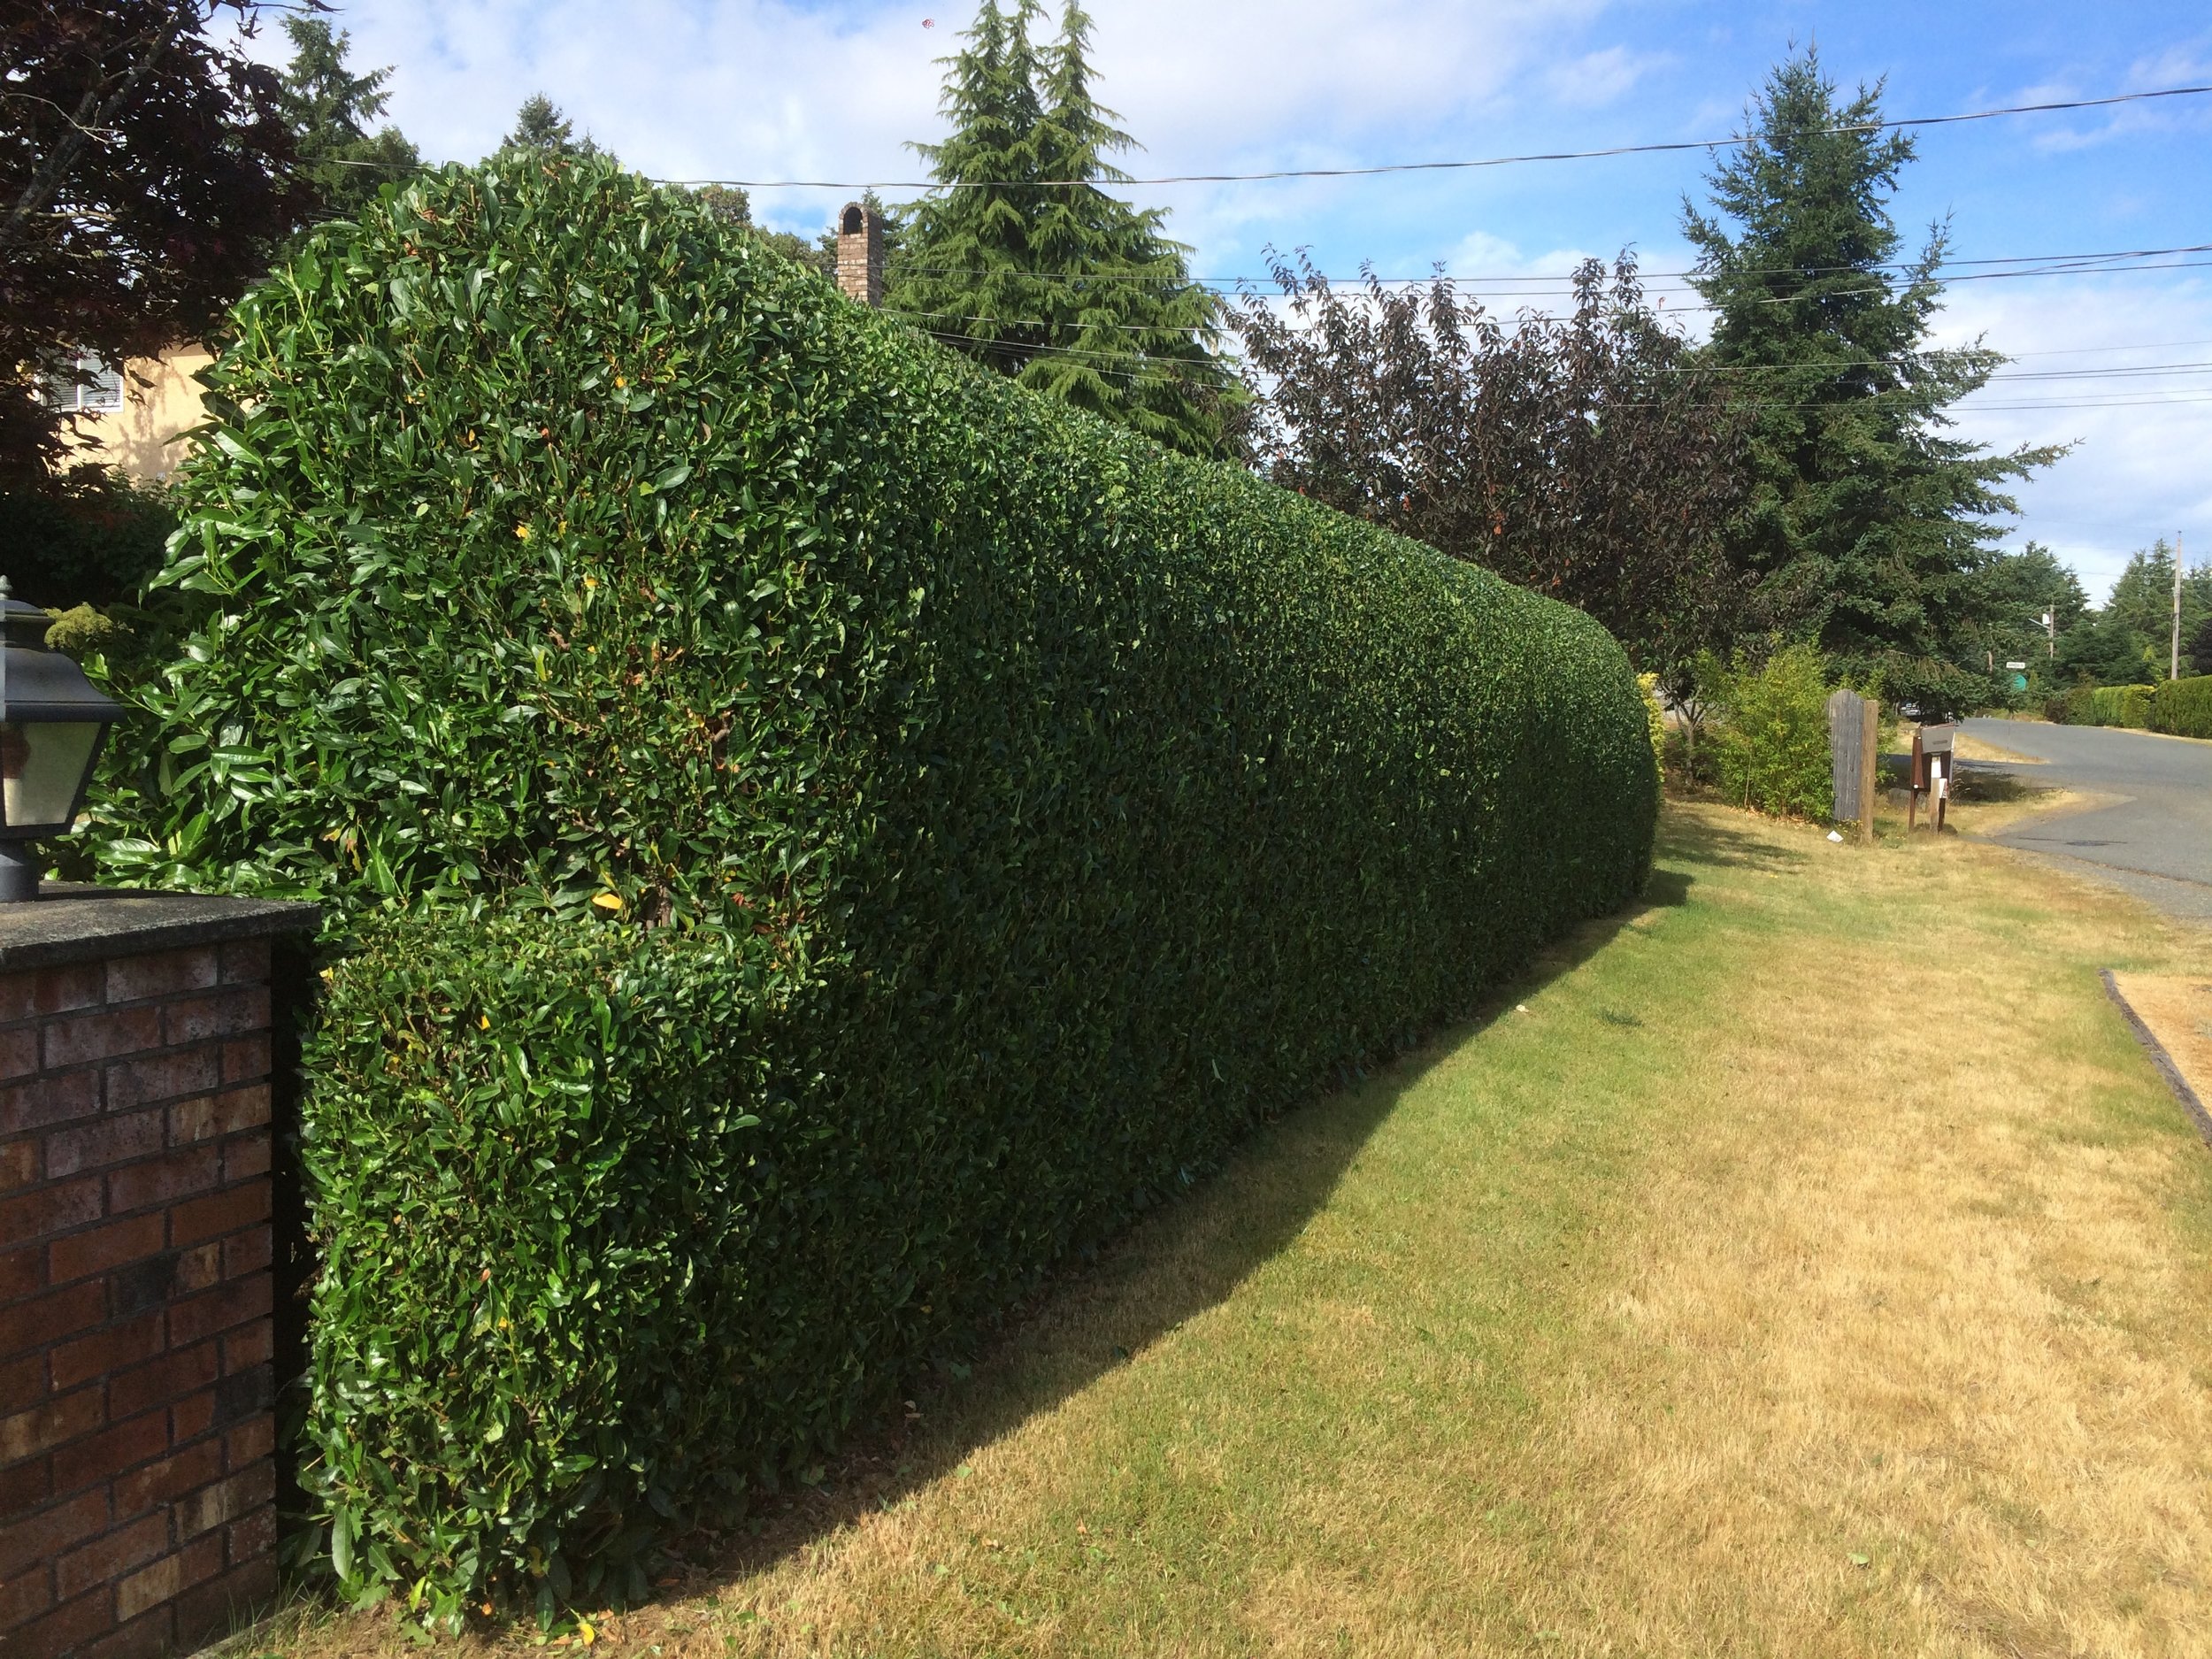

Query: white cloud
[[277, 0, 1624, 242], [1933, 273, 2212, 602], [1544, 45, 1669, 110]]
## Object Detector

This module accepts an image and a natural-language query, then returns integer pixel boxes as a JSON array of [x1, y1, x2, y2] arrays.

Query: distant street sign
[[2005, 660, 2028, 670]]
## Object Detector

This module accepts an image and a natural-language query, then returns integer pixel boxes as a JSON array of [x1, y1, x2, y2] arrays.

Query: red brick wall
[[2, 941, 280, 1659]]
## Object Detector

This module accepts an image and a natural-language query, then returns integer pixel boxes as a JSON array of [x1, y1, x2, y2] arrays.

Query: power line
[[906, 323, 2212, 409], [868, 248, 2212, 325], [887, 242, 2212, 288], [660, 83, 2212, 191]]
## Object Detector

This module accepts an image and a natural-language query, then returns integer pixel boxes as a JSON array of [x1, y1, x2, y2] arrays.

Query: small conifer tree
[[892, 3, 1233, 457], [503, 94, 595, 158]]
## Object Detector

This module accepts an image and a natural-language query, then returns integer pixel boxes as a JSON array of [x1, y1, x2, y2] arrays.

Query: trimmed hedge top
[[103, 156, 1659, 1621]]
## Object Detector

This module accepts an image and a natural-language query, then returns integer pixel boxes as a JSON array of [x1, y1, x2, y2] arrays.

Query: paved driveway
[[1960, 718, 2212, 925]]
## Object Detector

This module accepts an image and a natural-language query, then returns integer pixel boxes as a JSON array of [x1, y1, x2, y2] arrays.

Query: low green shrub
[[2045, 683, 2154, 727], [1636, 672, 1666, 775], [1709, 643, 1833, 819], [0, 465, 175, 609], [104, 155, 1657, 1623], [2150, 674, 2212, 739], [2091, 684, 2154, 728]]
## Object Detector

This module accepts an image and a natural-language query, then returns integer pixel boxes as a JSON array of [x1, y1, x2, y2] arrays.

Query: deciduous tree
[[687, 180, 834, 277], [0, 0, 303, 485], [1227, 253, 1751, 674]]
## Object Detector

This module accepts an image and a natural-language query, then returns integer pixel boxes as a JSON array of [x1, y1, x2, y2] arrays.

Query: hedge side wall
[[2046, 684, 2154, 728], [99, 157, 1657, 1620], [2150, 674, 2212, 739]]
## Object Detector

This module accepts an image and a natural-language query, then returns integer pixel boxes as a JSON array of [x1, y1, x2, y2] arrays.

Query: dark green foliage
[[1683, 51, 2061, 695], [2150, 674, 2212, 739], [2040, 543, 2211, 703], [2103, 539, 2212, 672], [503, 95, 598, 158], [2047, 683, 2154, 728], [682, 182, 835, 278], [1864, 652, 1985, 726], [277, 17, 425, 229], [2055, 605, 2162, 687], [889, 3, 1233, 457], [0, 465, 175, 608], [2189, 613, 2212, 678], [1708, 643, 1833, 818], [100, 154, 1656, 1620], [1952, 541, 2081, 703]]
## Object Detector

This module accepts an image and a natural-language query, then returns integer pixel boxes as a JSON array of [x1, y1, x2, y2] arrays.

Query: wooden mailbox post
[[1909, 721, 1955, 833]]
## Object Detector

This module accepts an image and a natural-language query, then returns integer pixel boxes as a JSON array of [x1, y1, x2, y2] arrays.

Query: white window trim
[[42, 351, 125, 414]]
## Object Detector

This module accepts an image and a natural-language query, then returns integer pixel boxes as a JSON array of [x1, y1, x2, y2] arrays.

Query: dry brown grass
[[2111, 974, 2212, 1114], [1952, 730, 2047, 764], [244, 803, 2212, 1659]]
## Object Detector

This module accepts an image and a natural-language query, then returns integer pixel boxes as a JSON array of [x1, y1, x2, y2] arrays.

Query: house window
[[42, 352, 125, 414]]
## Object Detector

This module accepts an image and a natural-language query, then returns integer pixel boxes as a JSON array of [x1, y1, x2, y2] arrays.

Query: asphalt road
[[1959, 718, 2212, 924]]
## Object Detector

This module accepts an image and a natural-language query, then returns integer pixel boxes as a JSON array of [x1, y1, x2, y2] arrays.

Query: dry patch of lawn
[[1953, 730, 2047, 764], [2110, 973, 2212, 1118], [249, 803, 2212, 1659]]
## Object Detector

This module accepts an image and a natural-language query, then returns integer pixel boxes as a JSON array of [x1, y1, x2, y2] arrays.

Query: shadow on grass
[[662, 860, 1697, 1601], [1949, 763, 2047, 805], [1874, 753, 2047, 808], [1655, 810, 1809, 874]]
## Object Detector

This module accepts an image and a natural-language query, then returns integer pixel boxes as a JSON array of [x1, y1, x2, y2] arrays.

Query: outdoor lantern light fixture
[[0, 579, 121, 902]]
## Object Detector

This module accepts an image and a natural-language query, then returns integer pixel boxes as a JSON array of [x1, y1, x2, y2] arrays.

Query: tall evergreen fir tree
[[890, 3, 1233, 457], [1684, 50, 2061, 714], [277, 19, 424, 227], [503, 95, 596, 158]]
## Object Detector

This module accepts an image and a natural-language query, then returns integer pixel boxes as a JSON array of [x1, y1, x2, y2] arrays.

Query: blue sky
[[279, 0, 2212, 602]]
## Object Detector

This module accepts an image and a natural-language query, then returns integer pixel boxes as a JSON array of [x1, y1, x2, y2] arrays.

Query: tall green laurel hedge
[[98, 156, 1657, 1622], [2049, 683, 2155, 729], [2150, 673, 2212, 739]]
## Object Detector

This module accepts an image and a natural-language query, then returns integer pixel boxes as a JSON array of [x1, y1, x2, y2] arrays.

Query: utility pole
[[2045, 608, 2055, 662], [2175, 532, 2186, 681]]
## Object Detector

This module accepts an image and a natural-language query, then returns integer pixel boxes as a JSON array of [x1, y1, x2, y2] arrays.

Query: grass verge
[[246, 803, 2212, 1658]]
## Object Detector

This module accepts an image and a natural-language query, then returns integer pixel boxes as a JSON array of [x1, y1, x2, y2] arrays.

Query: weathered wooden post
[[1829, 692, 1883, 843], [1827, 688, 1863, 837], [1857, 696, 1878, 843]]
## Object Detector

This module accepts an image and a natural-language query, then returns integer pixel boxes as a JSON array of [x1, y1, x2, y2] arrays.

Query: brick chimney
[[836, 202, 884, 308]]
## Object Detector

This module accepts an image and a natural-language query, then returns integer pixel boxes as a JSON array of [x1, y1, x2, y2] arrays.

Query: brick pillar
[[0, 891, 315, 1659], [836, 202, 884, 308]]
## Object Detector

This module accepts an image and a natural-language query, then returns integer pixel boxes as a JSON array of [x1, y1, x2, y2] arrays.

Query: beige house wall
[[62, 346, 214, 484]]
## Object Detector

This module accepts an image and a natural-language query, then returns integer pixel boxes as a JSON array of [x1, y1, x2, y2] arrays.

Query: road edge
[[2101, 968, 2212, 1148]]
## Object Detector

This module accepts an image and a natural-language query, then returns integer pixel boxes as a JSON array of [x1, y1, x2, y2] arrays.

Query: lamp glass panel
[[0, 722, 99, 831]]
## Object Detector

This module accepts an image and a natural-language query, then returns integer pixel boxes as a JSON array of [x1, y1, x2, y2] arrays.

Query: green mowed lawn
[[268, 802, 2212, 1658]]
